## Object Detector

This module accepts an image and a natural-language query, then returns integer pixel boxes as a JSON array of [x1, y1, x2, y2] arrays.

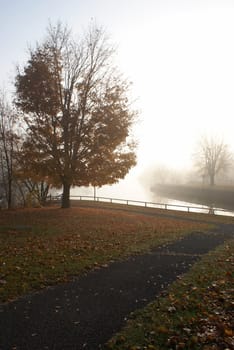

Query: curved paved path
[[0, 219, 233, 349]]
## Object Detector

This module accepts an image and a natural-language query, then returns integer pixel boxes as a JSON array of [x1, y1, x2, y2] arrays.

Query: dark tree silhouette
[[0, 93, 20, 208]]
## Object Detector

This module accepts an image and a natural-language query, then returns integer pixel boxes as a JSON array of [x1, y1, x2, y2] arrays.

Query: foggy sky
[[1, 0, 234, 201]]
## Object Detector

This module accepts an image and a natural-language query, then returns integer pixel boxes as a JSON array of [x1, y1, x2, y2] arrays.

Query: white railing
[[49, 194, 234, 216]]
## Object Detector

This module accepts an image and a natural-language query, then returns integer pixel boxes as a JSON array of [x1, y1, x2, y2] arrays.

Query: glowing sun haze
[[1, 0, 234, 200], [116, 3, 234, 170]]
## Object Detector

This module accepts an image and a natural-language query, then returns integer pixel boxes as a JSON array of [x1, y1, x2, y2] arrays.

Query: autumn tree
[[193, 135, 233, 186], [15, 22, 137, 208]]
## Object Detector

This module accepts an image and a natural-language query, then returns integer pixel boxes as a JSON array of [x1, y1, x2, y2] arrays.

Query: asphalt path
[[0, 206, 233, 350]]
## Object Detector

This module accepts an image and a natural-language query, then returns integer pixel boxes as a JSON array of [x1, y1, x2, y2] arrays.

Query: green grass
[[0, 205, 212, 303], [105, 239, 234, 350]]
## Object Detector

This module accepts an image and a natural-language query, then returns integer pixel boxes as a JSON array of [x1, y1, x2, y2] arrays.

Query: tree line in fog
[[141, 135, 234, 191]]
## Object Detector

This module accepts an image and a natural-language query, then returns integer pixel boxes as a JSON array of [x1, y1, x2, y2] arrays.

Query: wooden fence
[[49, 194, 234, 216]]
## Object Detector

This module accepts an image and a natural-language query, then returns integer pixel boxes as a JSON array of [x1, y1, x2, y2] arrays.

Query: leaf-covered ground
[[0, 206, 210, 303], [105, 239, 234, 350]]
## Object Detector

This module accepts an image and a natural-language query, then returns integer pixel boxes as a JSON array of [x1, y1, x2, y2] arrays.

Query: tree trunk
[[7, 178, 12, 209], [210, 173, 215, 187], [40, 181, 50, 206], [61, 182, 71, 208]]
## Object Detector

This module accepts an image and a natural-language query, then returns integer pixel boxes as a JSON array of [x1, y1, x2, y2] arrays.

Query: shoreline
[[151, 184, 234, 211]]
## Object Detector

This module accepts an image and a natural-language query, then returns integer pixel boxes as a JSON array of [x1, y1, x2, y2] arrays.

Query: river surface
[[71, 184, 234, 217]]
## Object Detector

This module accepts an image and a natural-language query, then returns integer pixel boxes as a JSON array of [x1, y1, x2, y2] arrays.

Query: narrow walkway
[[0, 228, 233, 350]]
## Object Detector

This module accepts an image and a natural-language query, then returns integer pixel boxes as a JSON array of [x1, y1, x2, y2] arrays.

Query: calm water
[[71, 185, 234, 217]]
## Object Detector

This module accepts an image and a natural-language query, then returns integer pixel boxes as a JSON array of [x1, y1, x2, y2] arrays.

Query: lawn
[[0, 205, 211, 303], [105, 239, 234, 350]]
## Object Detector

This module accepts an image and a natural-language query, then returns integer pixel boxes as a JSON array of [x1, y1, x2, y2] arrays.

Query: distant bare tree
[[193, 135, 233, 186]]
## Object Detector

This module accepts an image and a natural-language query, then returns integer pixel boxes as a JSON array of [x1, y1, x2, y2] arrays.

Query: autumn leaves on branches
[[1, 22, 137, 208]]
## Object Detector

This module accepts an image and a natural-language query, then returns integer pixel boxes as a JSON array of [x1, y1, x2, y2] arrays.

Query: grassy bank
[[105, 239, 234, 350], [0, 206, 211, 303], [152, 183, 234, 210]]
